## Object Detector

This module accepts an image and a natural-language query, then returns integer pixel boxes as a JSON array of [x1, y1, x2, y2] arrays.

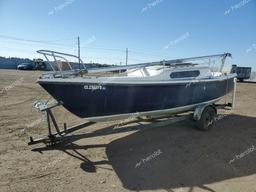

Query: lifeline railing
[[37, 50, 232, 76], [85, 52, 232, 74]]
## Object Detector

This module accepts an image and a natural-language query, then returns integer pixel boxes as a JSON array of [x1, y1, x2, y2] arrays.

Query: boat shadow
[[32, 114, 256, 191]]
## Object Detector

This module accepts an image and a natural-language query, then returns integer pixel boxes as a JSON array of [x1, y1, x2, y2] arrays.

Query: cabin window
[[170, 70, 200, 78]]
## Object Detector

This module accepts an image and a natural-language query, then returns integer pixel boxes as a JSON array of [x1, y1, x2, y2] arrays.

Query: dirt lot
[[0, 69, 256, 192]]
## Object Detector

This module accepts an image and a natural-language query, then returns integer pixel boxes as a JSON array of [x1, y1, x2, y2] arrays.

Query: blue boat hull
[[38, 78, 235, 118]]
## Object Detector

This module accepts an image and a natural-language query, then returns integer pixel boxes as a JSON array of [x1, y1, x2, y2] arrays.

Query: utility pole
[[78, 36, 81, 69], [126, 48, 128, 65]]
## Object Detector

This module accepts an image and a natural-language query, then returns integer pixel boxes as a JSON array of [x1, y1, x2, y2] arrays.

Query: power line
[[0, 35, 75, 48], [0, 34, 170, 58], [0, 34, 174, 63], [130, 49, 171, 59], [1, 45, 150, 64], [0, 46, 38, 55], [0, 34, 75, 43], [0, 35, 128, 53], [81, 46, 125, 52]]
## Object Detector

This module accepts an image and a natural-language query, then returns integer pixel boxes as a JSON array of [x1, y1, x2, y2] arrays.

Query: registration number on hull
[[84, 84, 106, 90]]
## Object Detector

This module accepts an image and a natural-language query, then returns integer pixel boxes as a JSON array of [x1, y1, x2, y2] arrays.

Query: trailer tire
[[196, 106, 216, 131]]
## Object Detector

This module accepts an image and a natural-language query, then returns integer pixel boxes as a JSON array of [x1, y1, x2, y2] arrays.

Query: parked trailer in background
[[231, 65, 251, 82]]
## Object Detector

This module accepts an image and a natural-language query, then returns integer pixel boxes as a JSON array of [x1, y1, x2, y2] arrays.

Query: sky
[[0, 0, 255, 69]]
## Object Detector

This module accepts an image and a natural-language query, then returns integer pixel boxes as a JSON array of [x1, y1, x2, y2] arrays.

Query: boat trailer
[[28, 78, 236, 146]]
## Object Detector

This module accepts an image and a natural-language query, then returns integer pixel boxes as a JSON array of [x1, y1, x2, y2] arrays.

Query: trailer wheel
[[196, 106, 216, 131]]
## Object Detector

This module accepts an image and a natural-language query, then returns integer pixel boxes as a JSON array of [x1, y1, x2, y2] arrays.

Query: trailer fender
[[193, 104, 216, 121]]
